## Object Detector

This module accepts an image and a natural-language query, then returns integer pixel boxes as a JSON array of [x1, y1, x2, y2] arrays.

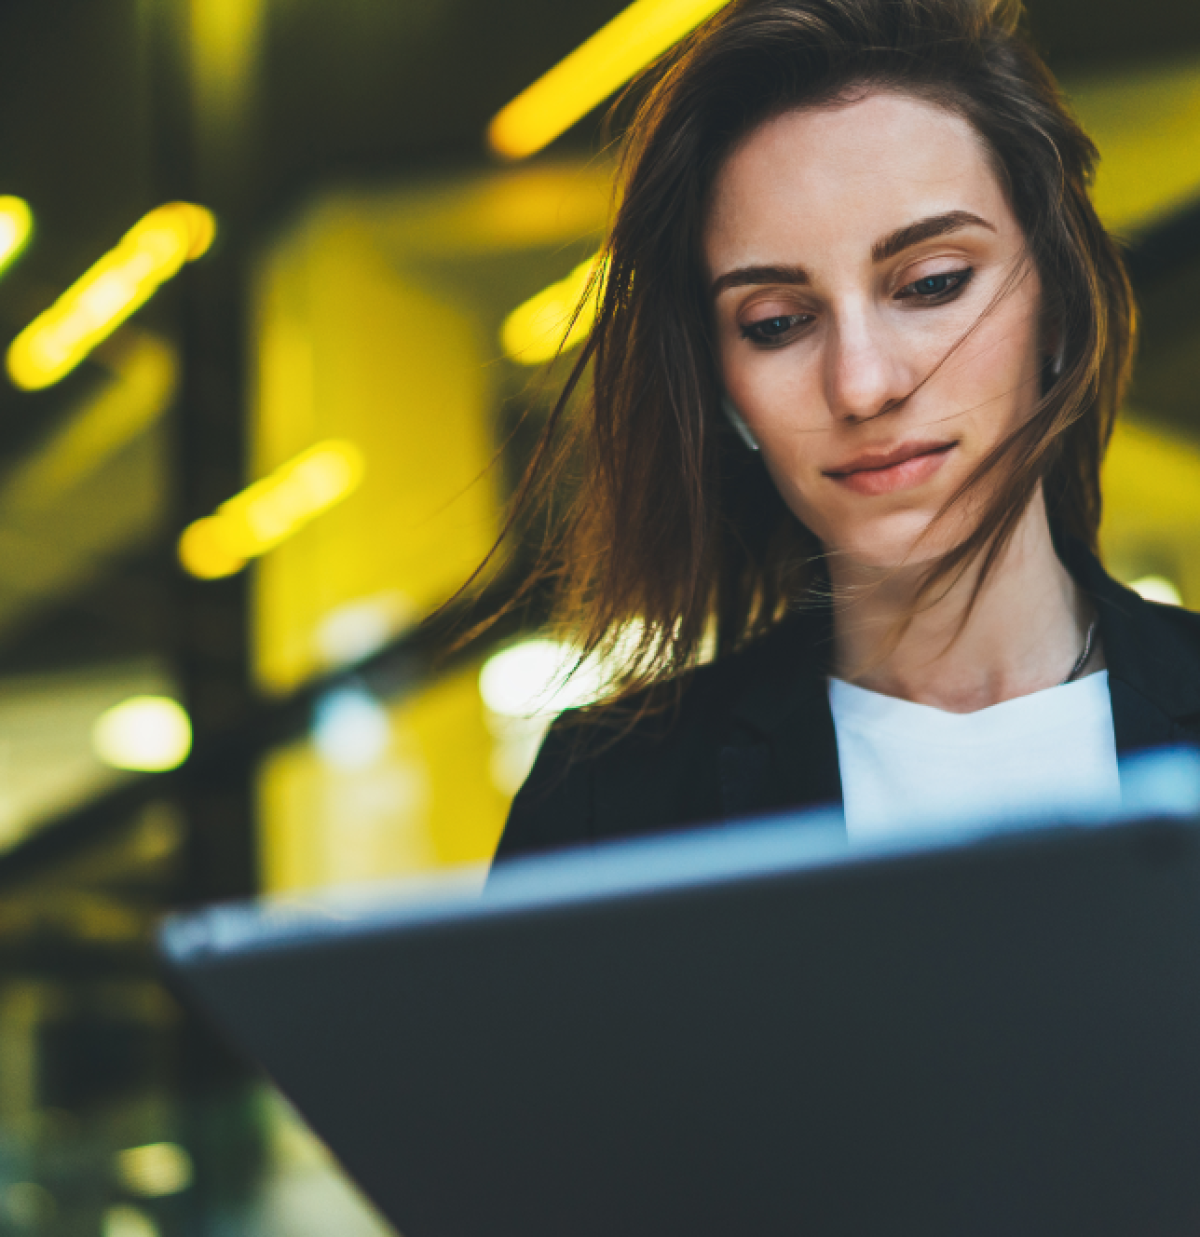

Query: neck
[[830, 495, 1098, 713]]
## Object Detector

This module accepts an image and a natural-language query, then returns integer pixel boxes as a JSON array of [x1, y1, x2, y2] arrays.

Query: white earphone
[[721, 395, 761, 452]]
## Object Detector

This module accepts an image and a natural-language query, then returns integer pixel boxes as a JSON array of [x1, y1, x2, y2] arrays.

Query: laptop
[[160, 798, 1200, 1237]]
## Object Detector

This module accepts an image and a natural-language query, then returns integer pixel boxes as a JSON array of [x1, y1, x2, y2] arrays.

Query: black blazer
[[495, 544, 1200, 862]]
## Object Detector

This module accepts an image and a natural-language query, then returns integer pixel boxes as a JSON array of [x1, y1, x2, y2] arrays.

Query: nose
[[822, 304, 915, 424]]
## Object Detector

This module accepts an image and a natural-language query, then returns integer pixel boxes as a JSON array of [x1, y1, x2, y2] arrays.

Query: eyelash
[[738, 267, 975, 348], [739, 314, 815, 346], [894, 267, 974, 302]]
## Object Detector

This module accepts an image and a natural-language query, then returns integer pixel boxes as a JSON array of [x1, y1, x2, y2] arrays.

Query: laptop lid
[[160, 810, 1200, 1237]]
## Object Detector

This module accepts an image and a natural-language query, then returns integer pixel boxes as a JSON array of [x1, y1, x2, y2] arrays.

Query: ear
[[721, 395, 761, 451]]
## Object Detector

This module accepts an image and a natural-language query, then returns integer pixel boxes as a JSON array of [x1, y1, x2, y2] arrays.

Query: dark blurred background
[[0, 0, 1196, 1232]]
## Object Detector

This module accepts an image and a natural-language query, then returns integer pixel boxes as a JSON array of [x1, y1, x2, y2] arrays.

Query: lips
[[824, 440, 957, 497]]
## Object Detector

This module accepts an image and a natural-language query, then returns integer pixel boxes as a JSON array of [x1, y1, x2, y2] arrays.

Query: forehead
[[704, 90, 1016, 269]]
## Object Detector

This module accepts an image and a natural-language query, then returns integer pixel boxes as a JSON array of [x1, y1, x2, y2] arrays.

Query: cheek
[[755, 433, 838, 543], [722, 352, 839, 533], [946, 298, 1043, 424], [719, 368, 831, 530], [723, 350, 820, 444]]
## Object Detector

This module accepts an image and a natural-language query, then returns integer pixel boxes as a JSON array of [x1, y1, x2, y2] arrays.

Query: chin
[[817, 509, 959, 575]]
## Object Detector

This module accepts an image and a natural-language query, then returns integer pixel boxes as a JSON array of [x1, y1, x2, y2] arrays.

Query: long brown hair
[[490, 0, 1135, 709]]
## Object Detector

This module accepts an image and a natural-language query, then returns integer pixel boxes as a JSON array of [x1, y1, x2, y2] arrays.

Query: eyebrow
[[871, 209, 994, 263], [710, 210, 995, 298], [710, 263, 808, 299]]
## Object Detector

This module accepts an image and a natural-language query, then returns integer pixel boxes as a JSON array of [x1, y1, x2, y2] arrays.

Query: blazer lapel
[[720, 608, 844, 823], [1107, 678, 1181, 754], [1064, 540, 1200, 755]]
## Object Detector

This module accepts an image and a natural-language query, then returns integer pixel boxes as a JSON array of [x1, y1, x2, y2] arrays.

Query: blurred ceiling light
[[1129, 574, 1183, 606], [178, 439, 365, 580], [479, 638, 606, 718], [501, 253, 607, 364], [487, 0, 727, 159], [93, 697, 193, 773], [190, 0, 266, 132], [0, 197, 33, 277], [4, 1183, 56, 1228], [103, 1206, 159, 1237], [115, 1142, 194, 1199], [7, 202, 215, 390], [315, 590, 417, 669], [2, 330, 177, 514], [312, 686, 391, 769]]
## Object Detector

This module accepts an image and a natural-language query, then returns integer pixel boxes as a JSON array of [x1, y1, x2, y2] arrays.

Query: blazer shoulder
[[492, 630, 789, 863], [1132, 596, 1200, 689], [491, 714, 596, 862], [1080, 550, 1200, 725], [1143, 597, 1200, 645], [1098, 571, 1200, 663]]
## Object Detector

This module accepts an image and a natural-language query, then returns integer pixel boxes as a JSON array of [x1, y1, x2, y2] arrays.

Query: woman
[[492, 0, 1200, 858]]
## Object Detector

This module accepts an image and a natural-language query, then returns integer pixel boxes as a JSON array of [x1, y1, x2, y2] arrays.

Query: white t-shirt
[[828, 671, 1121, 842]]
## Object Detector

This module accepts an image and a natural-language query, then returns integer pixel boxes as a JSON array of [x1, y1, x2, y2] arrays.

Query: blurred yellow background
[[247, 67, 1200, 897], [0, 1, 1198, 1233]]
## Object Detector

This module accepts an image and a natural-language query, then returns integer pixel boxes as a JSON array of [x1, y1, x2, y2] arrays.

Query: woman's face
[[704, 90, 1045, 571]]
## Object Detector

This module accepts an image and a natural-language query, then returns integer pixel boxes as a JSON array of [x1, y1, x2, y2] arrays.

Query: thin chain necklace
[[1060, 618, 1098, 686]]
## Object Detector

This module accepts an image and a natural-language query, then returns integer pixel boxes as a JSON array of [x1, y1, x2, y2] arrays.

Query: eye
[[896, 268, 974, 303], [739, 313, 814, 347]]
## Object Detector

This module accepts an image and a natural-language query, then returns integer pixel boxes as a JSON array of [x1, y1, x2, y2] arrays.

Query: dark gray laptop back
[[161, 814, 1200, 1237]]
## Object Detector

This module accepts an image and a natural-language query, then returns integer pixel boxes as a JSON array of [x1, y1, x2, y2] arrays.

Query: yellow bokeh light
[[115, 1142, 194, 1198], [177, 516, 248, 580], [178, 439, 365, 579], [0, 197, 33, 276], [92, 697, 193, 773], [501, 253, 607, 364], [1129, 574, 1183, 606], [487, 0, 727, 160], [7, 202, 216, 391]]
